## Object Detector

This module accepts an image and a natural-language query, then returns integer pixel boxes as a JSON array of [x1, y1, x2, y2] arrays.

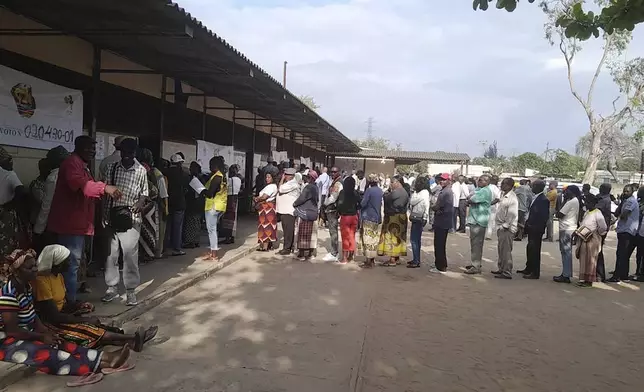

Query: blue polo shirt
[[616, 196, 639, 236]]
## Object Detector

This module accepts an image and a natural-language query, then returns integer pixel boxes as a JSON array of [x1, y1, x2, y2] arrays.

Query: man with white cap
[[165, 153, 190, 256], [276, 167, 301, 255]]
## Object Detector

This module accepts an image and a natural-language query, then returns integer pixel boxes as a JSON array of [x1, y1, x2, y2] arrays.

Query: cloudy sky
[[179, 0, 644, 157]]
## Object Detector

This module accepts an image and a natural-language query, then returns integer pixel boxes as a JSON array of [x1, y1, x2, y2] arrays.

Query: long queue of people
[[251, 164, 644, 289]]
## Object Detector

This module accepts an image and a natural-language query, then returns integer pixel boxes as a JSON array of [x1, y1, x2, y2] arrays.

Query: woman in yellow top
[[200, 156, 228, 261], [34, 245, 158, 351]]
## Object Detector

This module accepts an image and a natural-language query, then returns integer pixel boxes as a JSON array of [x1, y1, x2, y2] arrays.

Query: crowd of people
[[2, 136, 643, 383], [252, 162, 644, 290], [0, 134, 256, 384]]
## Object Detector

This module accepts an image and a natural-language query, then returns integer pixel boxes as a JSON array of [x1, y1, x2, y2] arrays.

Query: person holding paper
[[200, 156, 228, 261], [182, 162, 206, 249]]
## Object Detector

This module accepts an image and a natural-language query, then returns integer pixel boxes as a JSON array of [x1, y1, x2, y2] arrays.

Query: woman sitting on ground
[[0, 249, 131, 381], [34, 245, 158, 351]]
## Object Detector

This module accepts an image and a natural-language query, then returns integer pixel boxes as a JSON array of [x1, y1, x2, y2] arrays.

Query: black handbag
[[409, 210, 424, 223], [109, 164, 132, 233]]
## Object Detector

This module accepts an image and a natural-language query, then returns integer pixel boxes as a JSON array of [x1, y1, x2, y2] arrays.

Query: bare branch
[[587, 33, 613, 109], [560, 36, 590, 119]]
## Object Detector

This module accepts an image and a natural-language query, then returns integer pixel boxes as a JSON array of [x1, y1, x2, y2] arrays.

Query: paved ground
[[6, 226, 644, 392]]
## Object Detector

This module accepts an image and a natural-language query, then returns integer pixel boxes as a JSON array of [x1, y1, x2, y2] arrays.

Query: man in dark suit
[[517, 180, 550, 279]]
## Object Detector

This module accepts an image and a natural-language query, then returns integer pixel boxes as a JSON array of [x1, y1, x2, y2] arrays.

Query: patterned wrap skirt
[[297, 218, 318, 250], [377, 213, 408, 257], [45, 322, 107, 348], [219, 195, 238, 238], [183, 212, 202, 245], [360, 220, 381, 258], [139, 204, 158, 259], [577, 231, 602, 282], [258, 201, 278, 243]]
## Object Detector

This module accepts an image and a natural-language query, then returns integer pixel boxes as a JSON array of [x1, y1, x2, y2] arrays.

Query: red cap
[[438, 173, 451, 180]]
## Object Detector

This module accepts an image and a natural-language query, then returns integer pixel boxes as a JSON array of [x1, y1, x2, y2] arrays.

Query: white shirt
[[358, 178, 367, 193], [496, 190, 519, 233], [227, 176, 242, 196], [559, 197, 580, 232], [0, 167, 22, 205], [410, 189, 431, 220], [316, 172, 331, 196], [452, 181, 461, 208], [260, 183, 278, 202], [276, 179, 300, 215], [34, 168, 59, 234]]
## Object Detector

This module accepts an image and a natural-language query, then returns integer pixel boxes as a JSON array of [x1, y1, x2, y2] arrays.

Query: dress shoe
[[516, 269, 529, 275], [523, 274, 539, 280], [491, 270, 502, 275], [494, 275, 512, 280], [553, 275, 571, 283]]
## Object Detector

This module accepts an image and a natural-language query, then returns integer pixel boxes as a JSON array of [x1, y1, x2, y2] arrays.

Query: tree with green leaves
[[511, 152, 546, 174], [352, 137, 391, 150], [299, 95, 320, 111], [473, 0, 644, 40], [576, 128, 641, 180], [539, 0, 644, 184]]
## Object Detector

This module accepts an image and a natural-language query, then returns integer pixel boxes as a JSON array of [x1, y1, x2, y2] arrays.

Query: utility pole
[[283, 61, 288, 88]]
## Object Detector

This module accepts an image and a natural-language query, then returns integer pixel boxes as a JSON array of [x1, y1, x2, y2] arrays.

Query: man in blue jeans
[[48, 136, 121, 303], [165, 154, 189, 256]]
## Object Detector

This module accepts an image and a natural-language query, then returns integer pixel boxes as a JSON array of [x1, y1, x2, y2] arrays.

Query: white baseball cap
[[170, 154, 185, 163]]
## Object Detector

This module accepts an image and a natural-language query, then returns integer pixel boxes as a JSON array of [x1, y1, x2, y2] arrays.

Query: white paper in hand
[[189, 176, 206, 195]]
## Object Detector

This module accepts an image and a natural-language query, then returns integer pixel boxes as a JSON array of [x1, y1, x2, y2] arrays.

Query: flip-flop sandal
[[66, 372, 104, 387], [101, 363, 136, 375], [143, 326, 159, 344]]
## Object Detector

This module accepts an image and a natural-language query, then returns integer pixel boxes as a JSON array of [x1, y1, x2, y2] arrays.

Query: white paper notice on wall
[[196, 140, 233, 171], [0, 65, 83, 152], [233, 150, 246, 178], [95, 136, 106, 160], [270, 137, 277, 150]]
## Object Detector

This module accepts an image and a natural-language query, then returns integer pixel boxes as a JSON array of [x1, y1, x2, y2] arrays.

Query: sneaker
[[126, 292, 138, 306], [428, 267, 445, 274], [323, 253, 338, 262], [101, 291, 120, 303]]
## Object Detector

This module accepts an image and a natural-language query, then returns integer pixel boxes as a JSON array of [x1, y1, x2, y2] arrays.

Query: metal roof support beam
[[201, 95, 207, 140], [231, 107, 236, 148], [159, 75, 167, 160], [0, 28, 191, 37]]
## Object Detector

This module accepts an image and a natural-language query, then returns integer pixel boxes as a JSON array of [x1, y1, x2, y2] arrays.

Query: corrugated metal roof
[[332, 149, 470, 163], [2, 0, 360, 152]]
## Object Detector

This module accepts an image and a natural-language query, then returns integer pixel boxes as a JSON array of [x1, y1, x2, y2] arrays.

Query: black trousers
[[514, 211, 526, 240], [614, 232, 637, 280], [635, 235, 644, 276], [596, 234, 607, 281], [434, 228, 449, 271], [280, 214, 296, 251], [525, 229, 544, 277], [457, 200, 467, 231]]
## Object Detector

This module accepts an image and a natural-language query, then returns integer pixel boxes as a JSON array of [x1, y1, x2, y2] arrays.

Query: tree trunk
[[582, 124, 603, 184]]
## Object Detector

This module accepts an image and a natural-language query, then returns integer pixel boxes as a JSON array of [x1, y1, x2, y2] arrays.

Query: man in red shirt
[[48, 136, 121, 303]]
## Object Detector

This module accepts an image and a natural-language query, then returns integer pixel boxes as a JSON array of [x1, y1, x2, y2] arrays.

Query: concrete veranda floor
[[7, 226, 644, 392]]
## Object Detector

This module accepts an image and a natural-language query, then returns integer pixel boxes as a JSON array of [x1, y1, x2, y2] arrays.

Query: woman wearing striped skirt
[[293, 171, 320, 261], [254, 173, 278, 251]]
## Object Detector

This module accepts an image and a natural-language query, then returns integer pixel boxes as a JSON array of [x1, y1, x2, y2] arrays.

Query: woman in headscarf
[[293, 170, 320, 261], [359, 174, 383, 268], [0, 249, 132, 384], [254, 172, 278, 251], [137, 149, 160, 263], [34, 245, 158, 350], [219, 164, 242, 244], [0, 147, 30, 257], [183, 161, 205, 249], [576, 195, 608, 287], [378, 175, 409, 266], [33, 146, 69, 253], [337, 176, 361, 264]]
